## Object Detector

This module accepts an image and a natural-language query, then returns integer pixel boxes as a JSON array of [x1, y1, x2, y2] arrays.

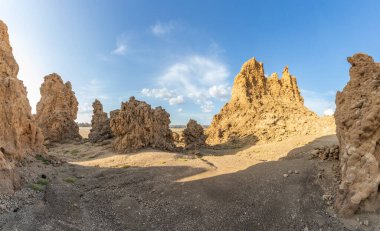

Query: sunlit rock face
[[0, 20, 45, 193], [35, 73, 81, 143], [88, 99, 113, 143], [335, 53, 380, 217], [110, 97, 175, 153], [206, 57, 335, 145]]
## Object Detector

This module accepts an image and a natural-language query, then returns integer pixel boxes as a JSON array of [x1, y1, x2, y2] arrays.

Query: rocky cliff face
[[0, 20, 45, 193], [183, 119, 206, 150], [206, 57, 335, 145], [88, 99, 113, 143], [110, 97, 174, 152], [35, 73, 81, 143], [335, 53, 380, 216]]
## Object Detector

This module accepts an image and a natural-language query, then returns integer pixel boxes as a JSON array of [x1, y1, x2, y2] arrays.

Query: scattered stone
[[206, 57, 335, 145], [363, 220, 369, 226], [287, 170, 293, 174], [183, 119, 206, 150], [0, 20, 45, 193], [294, 170, 299, 174], [335, 53, 380, 217], [310, 145, 339, 160], [283, 174, 289, 178], [110, 97, 175, 153], [88, 99, 113, 143], [35, 73, 81, 143]]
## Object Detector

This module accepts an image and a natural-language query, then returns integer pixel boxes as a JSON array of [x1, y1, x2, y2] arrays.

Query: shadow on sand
[[0, 135, 351, 231]]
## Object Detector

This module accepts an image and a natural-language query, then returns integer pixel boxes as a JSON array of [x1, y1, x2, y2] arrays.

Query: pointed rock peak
[[93, 99, 103, 112], [242, 57, 264, 71], [282, 66, 290, 74], [347, 53, 374, 66], [269, 73, 279, 79]]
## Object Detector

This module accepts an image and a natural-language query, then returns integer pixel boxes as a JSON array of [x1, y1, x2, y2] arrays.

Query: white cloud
[[142, 55, 230, 113], [323, 108, 334, 116], [200, 100, 214, 113], [141, 88, 185, 105], [113, 42, 127, 56], [151, 21, 176, 36], [178, 108, 183, 112], [112, 35, 128, 56], [169, 95, 185, 105], [301, 89, 336, 116], [208, 84, 231, 100]]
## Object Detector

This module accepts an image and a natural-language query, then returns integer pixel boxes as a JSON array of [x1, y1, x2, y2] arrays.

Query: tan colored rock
[[0, 20, 45, 193], [335, 53, 380, 216], [183, 119, 206, 149], [88, 99, 113, 143], [206, 57, 335, 145], [110, 97, 174, 152], [35, 73, 81, 143]]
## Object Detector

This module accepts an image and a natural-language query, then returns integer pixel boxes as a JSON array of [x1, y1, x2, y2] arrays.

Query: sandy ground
[[79, 127, 91, 139], [0, 129, 378, 230]]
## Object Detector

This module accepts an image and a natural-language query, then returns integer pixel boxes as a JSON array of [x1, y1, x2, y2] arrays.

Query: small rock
[[294, 170, 299, 174], [363, 220, 369, 226], [283, 174, 289, 178], [288, 170, 293, 174]]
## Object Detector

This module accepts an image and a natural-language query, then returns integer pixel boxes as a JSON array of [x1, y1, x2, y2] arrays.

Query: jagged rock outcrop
[[110, 97, 174, 152], [335, 53, 380, 217], [35, 73, 81, 143], [206, 57, 335, 145], [88, 99, 113, 143], [183, 119, 206, 149], [0, 20, 45, 193]]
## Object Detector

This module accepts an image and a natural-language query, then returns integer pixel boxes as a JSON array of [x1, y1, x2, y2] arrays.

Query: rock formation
[[35, 73, 81, 143], [0, 20, 45, 193], [88, 99, 113, 143], [110, 97, 174, 152], [206, 57, 335, 145], [335, 53, 380, 216], [183, 119, 206, 149]]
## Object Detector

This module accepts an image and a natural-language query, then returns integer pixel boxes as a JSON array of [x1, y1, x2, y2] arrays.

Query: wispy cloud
[[151, 21, 176, 36], [112, 35, 128, 56], [141, 55, 230, 113]]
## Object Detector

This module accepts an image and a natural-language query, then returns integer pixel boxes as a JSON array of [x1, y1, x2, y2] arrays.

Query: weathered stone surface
[[206, 57, 335, 145], [110, 97, 174, 152], [35, 73, 81, 143], [88, 99, 113, 143], [183, 119, 206, 149], [335, 53, 380, 216], [0, 20, 45, 193]]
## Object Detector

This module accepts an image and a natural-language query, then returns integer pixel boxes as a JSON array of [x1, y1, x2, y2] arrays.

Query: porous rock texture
[[0, 20, 45, 193], [88, 99, 113, 143], [35, 73, 81, 143], [335, 53, 380, 217], [110, 97, 175, 152], [183, 119, 206, 150], [206, 57, 335, 145]]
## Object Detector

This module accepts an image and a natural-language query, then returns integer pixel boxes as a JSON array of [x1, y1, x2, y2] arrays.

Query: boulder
[[110, 97, 174, 152]]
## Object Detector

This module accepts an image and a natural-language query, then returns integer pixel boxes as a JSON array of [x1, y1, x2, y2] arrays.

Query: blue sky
[[1, 0, 380, 124]]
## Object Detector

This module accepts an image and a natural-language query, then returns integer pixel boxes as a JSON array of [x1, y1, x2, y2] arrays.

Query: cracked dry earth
[[0, 130, 376, 230]]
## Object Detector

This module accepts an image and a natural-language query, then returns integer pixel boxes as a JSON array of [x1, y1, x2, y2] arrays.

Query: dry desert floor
[[0, 128, 378, 230]]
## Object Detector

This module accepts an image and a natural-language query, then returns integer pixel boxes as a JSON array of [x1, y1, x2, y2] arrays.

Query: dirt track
[[0, 134, 375, 231]]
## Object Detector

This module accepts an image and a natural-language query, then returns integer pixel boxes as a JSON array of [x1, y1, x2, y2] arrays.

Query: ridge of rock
[[0, 20, 45, 193], [206, 57, 334, 145]]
